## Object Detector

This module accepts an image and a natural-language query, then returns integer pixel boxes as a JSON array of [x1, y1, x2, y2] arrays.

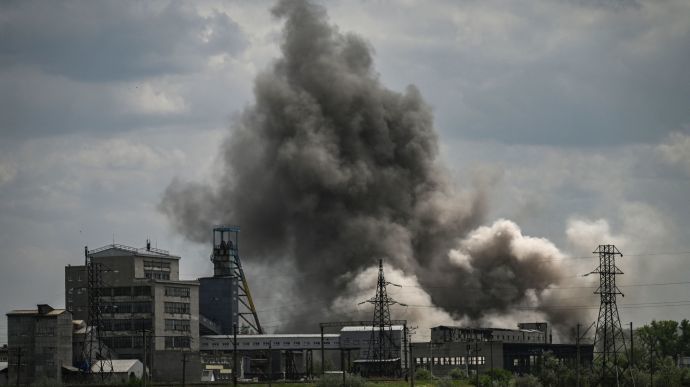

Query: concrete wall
[[152, 351, 201, 382], [7, 310, 73, 385], [65, 266, 88, 321]]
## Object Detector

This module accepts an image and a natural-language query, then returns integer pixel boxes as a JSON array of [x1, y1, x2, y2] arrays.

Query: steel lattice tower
[[589, 244, 629, 386], [361, 259, 403, 377], [81, 246, 114, 379]]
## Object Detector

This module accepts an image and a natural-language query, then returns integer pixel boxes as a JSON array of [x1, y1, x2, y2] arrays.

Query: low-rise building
[[6, 305, 72, 384]]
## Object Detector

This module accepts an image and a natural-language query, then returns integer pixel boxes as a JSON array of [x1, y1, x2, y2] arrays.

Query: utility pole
[[630, 322, 634, 369], [575, 323, 580, 387], [268, 341, 272, 387], [320, 326, 325, 376], [429, 341, 433, 378], [409, 340, 414, 387], [14, 347, 21, 387], [141, 329, 147, 387], [233, 323, 238, 387], [475, 339, 479, 387], [181, 352, 187, 387], [650, 338, 655, 387]]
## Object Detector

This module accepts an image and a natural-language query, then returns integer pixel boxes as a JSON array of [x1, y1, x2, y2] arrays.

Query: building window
[[107, 302, 152, 314], [165, 302, 190, 314], [133, 286, 151, 296], [144, 260, 171, 280], [165, 287, 190, 298], [165, 319, 190, 332], [165, 336, 191, 349], [113, 287, 132, 297], [145, 271, 170, 280]]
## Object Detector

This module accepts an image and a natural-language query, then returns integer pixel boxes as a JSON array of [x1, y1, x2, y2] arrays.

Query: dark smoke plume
[[161, 0, 584, 334]]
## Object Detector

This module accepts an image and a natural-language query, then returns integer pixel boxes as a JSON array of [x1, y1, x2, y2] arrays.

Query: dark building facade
[[199, 277, 238, 335], [6, 305, 73, 384]]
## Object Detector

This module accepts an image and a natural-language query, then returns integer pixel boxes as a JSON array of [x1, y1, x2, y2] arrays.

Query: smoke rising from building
[[160, 0, 584, 333]]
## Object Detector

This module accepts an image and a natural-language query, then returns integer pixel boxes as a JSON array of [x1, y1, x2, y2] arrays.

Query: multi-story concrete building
[[65, 242, 200, 382], [6, 305, 73, 384]]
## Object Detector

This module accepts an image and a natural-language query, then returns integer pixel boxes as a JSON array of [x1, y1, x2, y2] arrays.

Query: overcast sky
[[1, 0, 689, 343]]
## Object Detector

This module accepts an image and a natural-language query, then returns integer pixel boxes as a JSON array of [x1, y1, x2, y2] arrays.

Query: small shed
[[91, 359, 144, 382]]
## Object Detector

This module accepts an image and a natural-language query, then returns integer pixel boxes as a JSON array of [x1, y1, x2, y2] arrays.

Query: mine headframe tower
[[211, 225, 263, 334], [359, 259, 406, 377], [81, 246, 114, 379], [588, 244, 631, 386]]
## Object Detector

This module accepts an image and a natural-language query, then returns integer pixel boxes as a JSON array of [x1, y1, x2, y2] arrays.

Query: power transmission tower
[[81, 246, 114, 379], [359, 259, 406, 377], [587, 244, 630, 386], [211, 226, 263, 333]]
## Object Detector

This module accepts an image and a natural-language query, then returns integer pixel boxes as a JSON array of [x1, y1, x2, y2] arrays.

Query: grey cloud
[[341, 0, 690, 146], [0, 1, 247, 82]]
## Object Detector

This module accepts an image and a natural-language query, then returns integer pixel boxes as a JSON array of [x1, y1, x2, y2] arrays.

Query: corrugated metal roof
[[340, 325, 404, 332], [91, 359, 141, 373], [89, 244, 180, 259], [7, 309, 67, 316], [203, 334, 340, 339]]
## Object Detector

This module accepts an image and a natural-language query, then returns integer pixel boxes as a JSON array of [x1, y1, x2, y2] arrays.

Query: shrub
[[514, 374, 543, 387], [448, 367, 467, 380], [317, 373, 367, 387], [415, 367, 432, 380]]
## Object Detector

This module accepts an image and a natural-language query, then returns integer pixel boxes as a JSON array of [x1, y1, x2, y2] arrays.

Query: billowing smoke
[[160, 0, 585, 335]]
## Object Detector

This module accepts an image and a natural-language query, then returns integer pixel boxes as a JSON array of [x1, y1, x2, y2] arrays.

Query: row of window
[[66, 271, 86, 282], [415, 356, 486, 366], [102, 336, 145, 349], [165, 302, 190, 314], [208, 340, 335, 347], [100, 286, 151, 297], [165, 336, 191, 349], [165, 286, 190, 298], [165, 319, 191, 332], [102, 335, 191, 349], [143, 260, 171, 271], [101, 319, 152, 331], [103, 302, 152, 314], [145, 271, 170, 280]]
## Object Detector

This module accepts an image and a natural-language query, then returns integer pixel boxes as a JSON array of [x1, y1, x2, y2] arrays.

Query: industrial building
[[200, 325, 408, 380], [413, 324, 593, 377], [1, 228, 595, 383], [64, 241, 201, 382], [431, 324, 549, 345], [5, 305, 73, 385]]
